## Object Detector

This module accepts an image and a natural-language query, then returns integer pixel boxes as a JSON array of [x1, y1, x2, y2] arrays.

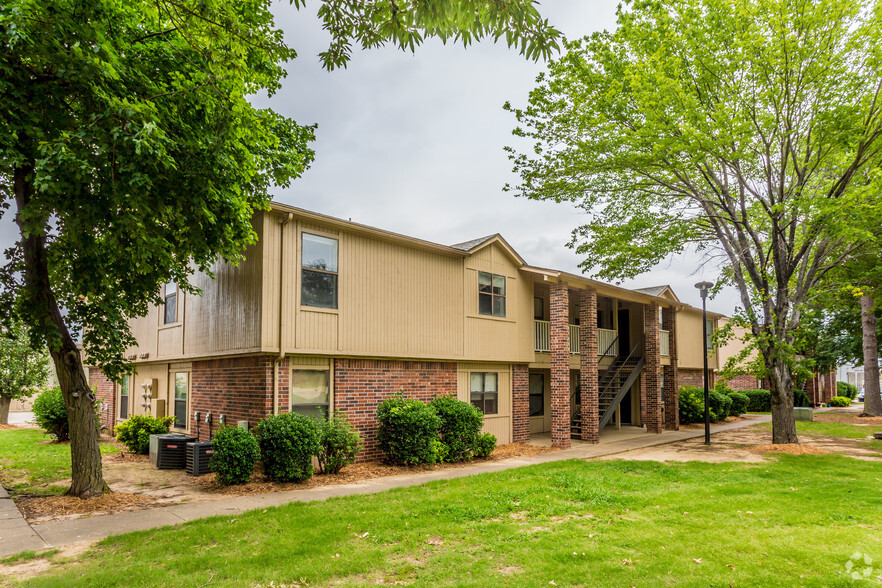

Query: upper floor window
[[301, 233, 338, 309], [478, 272, 505, 317], [163, 282, 177, 324]]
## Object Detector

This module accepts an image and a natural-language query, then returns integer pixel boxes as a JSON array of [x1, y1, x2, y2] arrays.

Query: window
[[174, 372, 188, 429], [470, 372, 498, 414], [163, 282, 177, 324], [301, 233, 338, 309], [119, 376, 129, 420], [705, 319, 714, 350], [529, 373, 544, 417], [478, 272, 506, 317], [291, 370, 330, 419], [597, 297, 614, 330], [533, 297, 544, 320], [658, 307, 664, 327]]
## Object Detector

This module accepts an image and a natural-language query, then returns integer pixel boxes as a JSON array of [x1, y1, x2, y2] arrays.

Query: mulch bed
[[17, 493, 159, 521], [814, 412, 882, 425], [749, 443, 831, 456]]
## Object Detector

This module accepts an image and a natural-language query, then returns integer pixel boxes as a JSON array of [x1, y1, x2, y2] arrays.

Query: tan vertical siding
[[457, 362, 512, 444]]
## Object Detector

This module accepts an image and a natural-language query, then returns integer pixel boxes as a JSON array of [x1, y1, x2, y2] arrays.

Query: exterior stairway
[[570, 342, 645, 439]]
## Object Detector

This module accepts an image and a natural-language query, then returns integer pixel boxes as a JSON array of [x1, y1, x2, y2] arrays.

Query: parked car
[[858, 387, 865, 402]]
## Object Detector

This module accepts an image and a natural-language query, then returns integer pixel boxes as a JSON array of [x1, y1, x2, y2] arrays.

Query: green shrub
[[741, 389, 772, 412], [210, 425, 260, 485], [32, 387, 69, 441], [708, 390, 732, 422], [114, 415, 175, 454], [794, 387, 810, 408], [473, 432, 497, 458], [430, 394, 484, 462], [678, 386, 705, 424], [376, 393, 442, 465], [256, 413, 321, 482], [727, 392, 749, 416], [837, 382, 858, 400], [317, 413, 361, 474], [829, 396, 851, 407], [713, 381, 734, 396]]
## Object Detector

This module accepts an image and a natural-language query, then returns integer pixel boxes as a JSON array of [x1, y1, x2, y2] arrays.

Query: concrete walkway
[[0, 414, 771, 558]]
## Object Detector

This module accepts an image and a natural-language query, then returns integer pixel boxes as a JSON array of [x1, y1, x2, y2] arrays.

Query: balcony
[[534, 321, 619, 356], [660, 329, 670, 357]]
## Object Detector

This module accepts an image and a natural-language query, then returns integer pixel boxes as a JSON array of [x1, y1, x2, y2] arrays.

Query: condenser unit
[[186, 441, 215, 476], [149, 433, 197, 469]]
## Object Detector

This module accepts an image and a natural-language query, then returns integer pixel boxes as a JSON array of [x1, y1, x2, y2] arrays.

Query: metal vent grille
[[186, 441, 215, 476], [149, 434, 197, 469]]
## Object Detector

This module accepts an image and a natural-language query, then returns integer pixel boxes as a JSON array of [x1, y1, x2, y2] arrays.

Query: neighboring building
[[88, 204, 725, 459]]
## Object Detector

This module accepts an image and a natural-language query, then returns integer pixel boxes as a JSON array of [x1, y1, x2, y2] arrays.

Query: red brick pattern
[[190, 356, 274, 441], [680, 369, 713, 389], [662, 307, 678, 431], [824, 371, 836, 403], [805, 374, 820, 405], [642, 303, 662, 433], [549, 282, 571, 449], [89, 368, 116, 432], [726, 374, 761, 391], [579, 289, 599, 443], [512, 364, 530, 443], [333, 359, 457, 461]]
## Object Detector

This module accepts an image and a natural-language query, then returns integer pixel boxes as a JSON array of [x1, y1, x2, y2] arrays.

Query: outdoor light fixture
[[695, 281, 714, 445]]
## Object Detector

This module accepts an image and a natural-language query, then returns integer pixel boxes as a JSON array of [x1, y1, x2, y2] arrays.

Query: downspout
[[274, 212, 294, 415]]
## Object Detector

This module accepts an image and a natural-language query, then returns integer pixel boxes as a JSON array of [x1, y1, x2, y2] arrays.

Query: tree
[[0, 322, 50, 424], [504, 0, 882, 443], [0, 1, 560, 497]]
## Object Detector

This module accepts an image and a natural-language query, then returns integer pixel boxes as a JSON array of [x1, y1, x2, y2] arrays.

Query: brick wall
[[824, 372, 836, 402], [642, 303, 662, 433], [726, 374, 761, 391], [805, 374, 820, 406], [680, 369, 714, 389], [579, 289, 599, 443], [512, 364, 529, 443], [190, 356, 274, 442], [549, 282, 571, 449], [333, 359, 457, 461], [89, 368, 116, 432], [662, 307, 678, 431]]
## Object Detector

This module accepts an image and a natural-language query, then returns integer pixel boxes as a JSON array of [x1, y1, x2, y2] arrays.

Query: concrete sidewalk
[[1, 414, 771, 557]]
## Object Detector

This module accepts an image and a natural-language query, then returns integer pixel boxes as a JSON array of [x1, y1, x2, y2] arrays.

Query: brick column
[[662, 306, 679, 431], [579, 289, 599, 443], [642, 303, 663, 433], [550, 282, 571, 449], [806, 375, 818, 405], [512, 364, 530, 443]]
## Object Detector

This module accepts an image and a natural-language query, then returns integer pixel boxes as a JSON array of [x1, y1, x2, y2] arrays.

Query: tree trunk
[[0, 396, 10, 425], [861, 295, 881, 416], [765, 355, 799, 444], [14, 166, 109, 498]]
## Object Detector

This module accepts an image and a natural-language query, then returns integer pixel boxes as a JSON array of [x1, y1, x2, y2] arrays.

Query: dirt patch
[[17, 442, 559, 523], [679, 415, 751, 430], [749, 444, 831, 456], [0, 541, 94, 582], [814, 411, 882, 425]]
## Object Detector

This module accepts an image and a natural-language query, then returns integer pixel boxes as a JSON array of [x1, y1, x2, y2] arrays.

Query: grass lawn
[[20, 454, 882, 587], [0, 429, 120, 496]]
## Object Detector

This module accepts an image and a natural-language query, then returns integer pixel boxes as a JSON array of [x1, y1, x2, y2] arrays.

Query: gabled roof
[[634, 285, 681, 302], [450, 233, 526, 266]]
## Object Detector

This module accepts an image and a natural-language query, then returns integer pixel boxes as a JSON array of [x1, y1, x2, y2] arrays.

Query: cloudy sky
[[0, 0, 736, 314]]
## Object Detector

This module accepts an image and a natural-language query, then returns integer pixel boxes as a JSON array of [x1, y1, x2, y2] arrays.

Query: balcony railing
[[569, 325, 580, 355], [535, 320, 551, 352], [660, 329, 671, 357], [598, 328, 618, 356]]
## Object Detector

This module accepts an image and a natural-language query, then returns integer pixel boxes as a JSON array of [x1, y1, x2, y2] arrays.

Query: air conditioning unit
[[186, 441, 215, 476], [149, 433, 197, 469]]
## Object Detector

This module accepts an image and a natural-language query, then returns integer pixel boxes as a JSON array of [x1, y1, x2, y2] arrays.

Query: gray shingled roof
[[450, 235, 496, 251], [634, 285, 670, 297]]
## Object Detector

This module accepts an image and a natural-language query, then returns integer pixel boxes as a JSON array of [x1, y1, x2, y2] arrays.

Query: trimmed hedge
[[727, 392, 749, 416], [32, 387, 70, 441], [473, 432, 497, 458], [708, 390, 732, 422], [678, 386, 705, 424], [256, 413, 321, 482], [741, 389, 772, 412], [829, 396, 851, 407], [114, 415, 176, 454], [837, 381, 858, 400], [317, 413, 361, 474], [210, 425, 260, 485], [794, 387, 810, 408], [430, 395, 483, 462], [377, 395, 442, 465]]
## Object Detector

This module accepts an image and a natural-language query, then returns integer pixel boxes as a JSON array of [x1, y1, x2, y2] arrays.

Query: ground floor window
[[291, 370, 330, 419], [119, 376, 129, 420], [174, 372, 188, 429], [529, 373, 544, 416], [470, 372, 498, 415]]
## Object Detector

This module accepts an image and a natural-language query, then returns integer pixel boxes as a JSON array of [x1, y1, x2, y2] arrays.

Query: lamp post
[[695, 281, 714, 445]]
